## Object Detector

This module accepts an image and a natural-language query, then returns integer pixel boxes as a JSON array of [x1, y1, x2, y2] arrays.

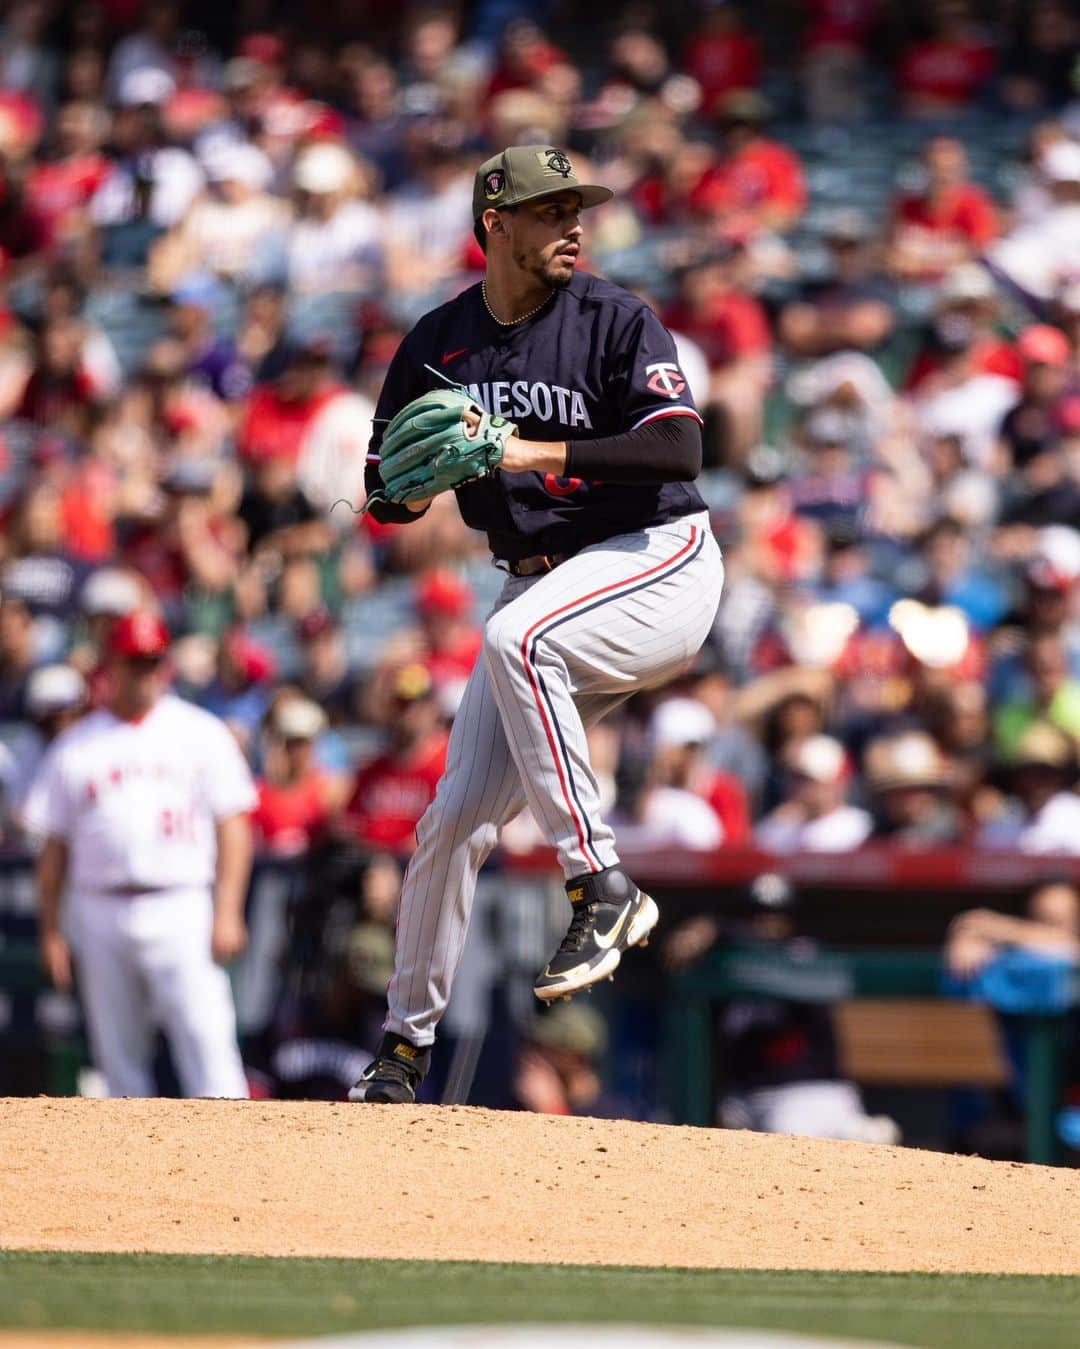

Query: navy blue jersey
[[367, 271, 707, 562]]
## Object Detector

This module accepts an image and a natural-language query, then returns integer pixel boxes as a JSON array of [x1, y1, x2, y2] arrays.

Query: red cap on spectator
[[238, 33, 285, 66], [223, 629, 277, 683], [1017, 324, 1070, 368], [109, 612, 170, 659], [415, 569, 473, 619], [304, 104, 347, 139]]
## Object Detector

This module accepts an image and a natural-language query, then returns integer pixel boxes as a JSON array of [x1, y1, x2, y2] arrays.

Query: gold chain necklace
[[481, 280, 552, 327]]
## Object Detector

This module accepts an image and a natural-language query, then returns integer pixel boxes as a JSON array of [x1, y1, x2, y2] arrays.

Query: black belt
[[97, 883, 184, 897], [500, 551, 575, 577]]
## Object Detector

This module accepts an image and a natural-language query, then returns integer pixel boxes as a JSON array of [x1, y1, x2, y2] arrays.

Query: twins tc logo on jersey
[[645, 361, 687, 400], [537, 148, 573, 178]]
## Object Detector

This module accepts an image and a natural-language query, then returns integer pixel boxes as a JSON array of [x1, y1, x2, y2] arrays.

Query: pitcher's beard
[[535, 258, 574, 289], [515, 250, 575, 292]]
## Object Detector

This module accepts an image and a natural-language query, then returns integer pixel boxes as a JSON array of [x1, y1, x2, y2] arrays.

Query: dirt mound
[[1, 1098, 1077, 1274]]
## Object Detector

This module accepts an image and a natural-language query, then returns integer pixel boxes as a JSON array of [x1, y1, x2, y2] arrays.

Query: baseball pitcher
[[351, 145, 725, 1104]]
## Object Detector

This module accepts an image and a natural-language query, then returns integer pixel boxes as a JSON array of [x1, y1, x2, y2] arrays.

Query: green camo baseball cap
[[472, 144, 613, 243]]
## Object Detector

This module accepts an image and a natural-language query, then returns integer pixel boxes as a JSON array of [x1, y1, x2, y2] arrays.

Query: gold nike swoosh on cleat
[[593, 902, 635, 950]]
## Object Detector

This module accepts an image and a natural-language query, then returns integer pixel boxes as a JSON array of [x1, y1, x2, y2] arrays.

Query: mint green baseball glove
[[375, 388, 516, 507]]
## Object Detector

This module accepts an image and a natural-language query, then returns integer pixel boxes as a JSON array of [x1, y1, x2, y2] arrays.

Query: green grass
[[0, 1253, 1076, 1347]]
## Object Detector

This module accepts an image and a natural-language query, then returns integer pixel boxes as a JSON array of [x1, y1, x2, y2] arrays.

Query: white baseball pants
[[387, 511, 724, 1046], [68, 888, 249, 1098]]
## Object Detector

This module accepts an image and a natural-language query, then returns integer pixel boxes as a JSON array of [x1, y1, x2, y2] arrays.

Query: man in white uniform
[[24, 612, 257, 1098]]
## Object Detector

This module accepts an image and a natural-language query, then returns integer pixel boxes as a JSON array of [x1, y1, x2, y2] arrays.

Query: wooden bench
[[833, 999, 1009, 1087]]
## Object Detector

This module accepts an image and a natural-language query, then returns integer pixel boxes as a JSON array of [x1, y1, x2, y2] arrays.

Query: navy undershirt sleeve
[[563, 415, 702, 484]]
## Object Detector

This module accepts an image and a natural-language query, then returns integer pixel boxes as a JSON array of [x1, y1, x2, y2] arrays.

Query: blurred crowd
[[2, 0, 1076, 867]]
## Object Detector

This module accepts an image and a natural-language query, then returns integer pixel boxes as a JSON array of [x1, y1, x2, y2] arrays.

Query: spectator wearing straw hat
[[978, 722, 1080, 854], [865, 730, 964, 845]]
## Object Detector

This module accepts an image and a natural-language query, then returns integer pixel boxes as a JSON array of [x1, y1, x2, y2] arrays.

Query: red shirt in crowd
[[701, 771, 751, 846], [689, 138, 806, 229], [344, 731, 449, 854], [683, 30, 761, 113], [61, 460, 115, 562], [897, 38, 996, 110], [24, 155, 109, 252], [892, 184, 999, 250], [236, 383, 343, 464], [665, 291, 771, 369], [254, 773, 332, 853], [16, 368, 97, 424], [424, 630, 482, 689], [905, 336, 1022, 392]]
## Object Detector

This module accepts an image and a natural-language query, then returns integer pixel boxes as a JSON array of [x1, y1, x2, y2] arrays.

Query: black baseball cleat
[[348, 1032, 431, 1104], [534, 865, 658, 1002]]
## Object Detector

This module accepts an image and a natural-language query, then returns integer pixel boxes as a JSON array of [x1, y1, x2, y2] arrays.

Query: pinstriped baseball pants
[[385, 511, 724, 1046]]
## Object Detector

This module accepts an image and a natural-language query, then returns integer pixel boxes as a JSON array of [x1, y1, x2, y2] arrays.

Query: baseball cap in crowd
[[117, 68, 176, 108], [472, 145, 613, 247], [237, 32, 286, 67], [205, 142, 274, 191], [293, 142, 354, 195], [1017, 324, 1070, 367], [170, 271, 227, 312], [865, 731, 950, 793], [161, 458, 218, 496], [223, 629, 276, 683], [81, 567, 141, 618], [1042, 141, 1080, 184], [392, 663, 435, 703], [221, 57, 261, 92], [937, 263, 996, 307], [26, 664, 86, 720], [1008, 722, 1077, 776], [716, 89, 772, 125], [803, 406, 854, 447], [415, 569, 473, 620], [528, 1001, 608, 1060], [789, 734, 850, 784], [1027, 525, 1080, 591], [109, 612, 170, 660], [649, 696, 717, 749], [821, 208, 872, 244], [273, 696, 327, 741]]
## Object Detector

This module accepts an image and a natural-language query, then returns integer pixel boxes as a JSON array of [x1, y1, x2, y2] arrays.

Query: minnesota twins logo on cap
[[538, 148, 573, 178], [484, 169, 505, 200]]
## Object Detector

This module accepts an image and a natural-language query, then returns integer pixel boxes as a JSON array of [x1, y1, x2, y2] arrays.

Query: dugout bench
[[663, 944, 1079, 1166]]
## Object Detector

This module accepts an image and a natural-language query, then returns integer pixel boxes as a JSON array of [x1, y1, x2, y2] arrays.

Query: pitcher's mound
[[1, 1099, 1076, 1274]]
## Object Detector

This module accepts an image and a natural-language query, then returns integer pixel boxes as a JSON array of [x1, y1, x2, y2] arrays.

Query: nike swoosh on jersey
[[441, 347, 468, 365]]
